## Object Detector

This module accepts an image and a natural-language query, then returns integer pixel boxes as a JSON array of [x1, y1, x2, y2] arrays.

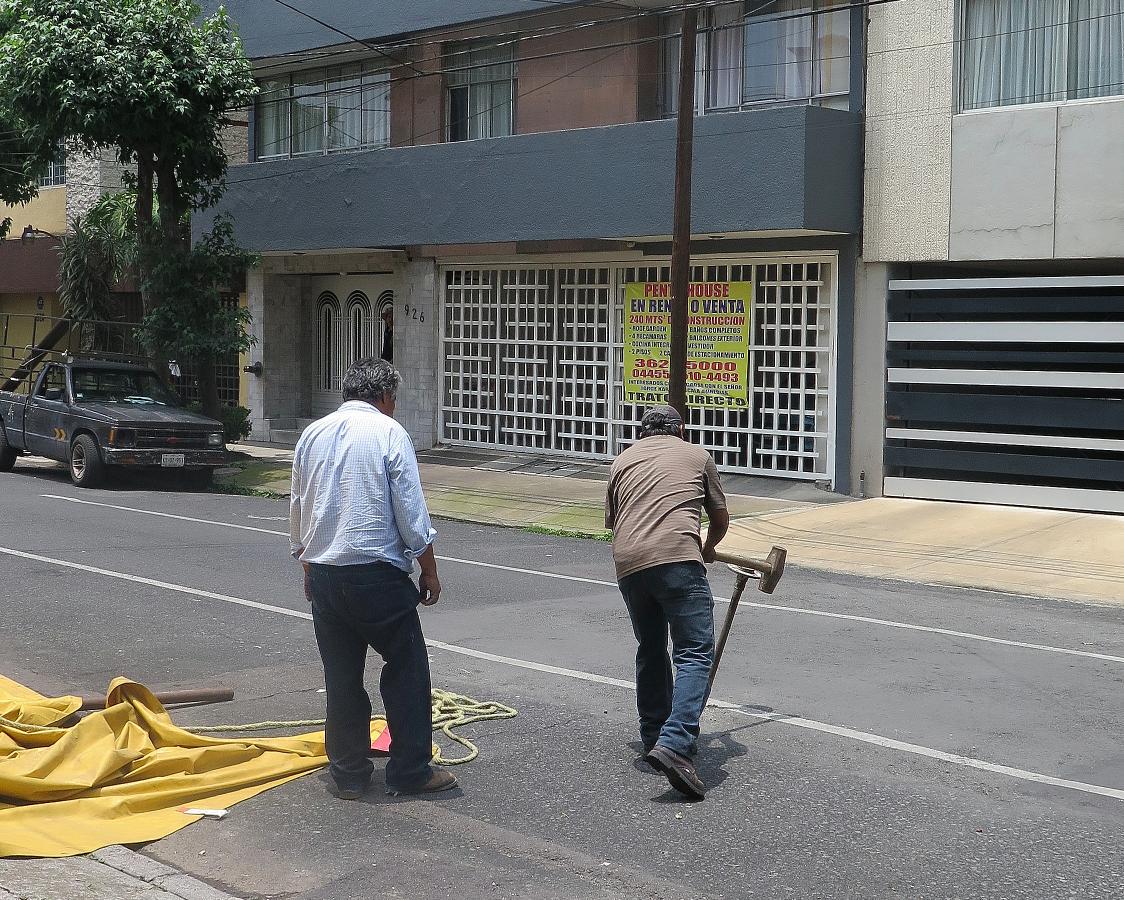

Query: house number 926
[[403, 304, 424, 323]]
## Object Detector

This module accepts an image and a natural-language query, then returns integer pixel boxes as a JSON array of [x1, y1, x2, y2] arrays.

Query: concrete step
[[268, 429, 305, 447]]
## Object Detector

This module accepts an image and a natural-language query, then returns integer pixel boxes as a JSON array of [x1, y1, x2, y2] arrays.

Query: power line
[[264, 0, 427, 79], [9, 1, 1124, 193]]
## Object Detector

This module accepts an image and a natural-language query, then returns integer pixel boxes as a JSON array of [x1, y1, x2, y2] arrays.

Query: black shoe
[[386, 769, 459, 797], [645, 745, 705, 800], [329, 782, 367, 801]]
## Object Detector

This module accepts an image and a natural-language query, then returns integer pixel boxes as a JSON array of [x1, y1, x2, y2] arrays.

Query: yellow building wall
[[1, 293, 64, 389], [2, 187, 68, 239]]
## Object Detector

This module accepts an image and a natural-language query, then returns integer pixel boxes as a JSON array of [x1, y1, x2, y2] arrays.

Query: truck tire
[[69, 434, 105, 488], [0, 426, 16, 472], [182, 469, 213, 491]]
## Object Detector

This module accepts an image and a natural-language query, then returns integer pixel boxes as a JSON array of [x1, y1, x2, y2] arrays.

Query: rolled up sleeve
[[387, 430, 437, 561], [289, 451, 304, 558]]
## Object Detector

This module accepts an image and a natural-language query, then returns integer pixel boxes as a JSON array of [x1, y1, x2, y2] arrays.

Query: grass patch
[[524, 524, 612, 542], [209, 481, 288, 500]]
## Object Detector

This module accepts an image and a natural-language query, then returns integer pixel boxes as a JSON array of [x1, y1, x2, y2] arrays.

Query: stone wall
[[862, 0, 955, 263], [394, 258, 440, 450], [244, 266, 304, 439], [64, 148, 134, 225]]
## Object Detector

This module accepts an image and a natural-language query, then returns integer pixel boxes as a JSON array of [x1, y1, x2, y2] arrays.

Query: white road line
[[38, 493, 1124, 666], [41, 495, 287, 536], [4, 542, 1123, 803], [733, 600, 1124, 665]]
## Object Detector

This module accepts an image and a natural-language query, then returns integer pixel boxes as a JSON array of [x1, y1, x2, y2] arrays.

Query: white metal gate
[[440, 257, 835, 479]]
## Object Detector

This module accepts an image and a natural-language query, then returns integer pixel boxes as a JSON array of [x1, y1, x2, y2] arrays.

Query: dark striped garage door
[[884, 276, 1124, 514]]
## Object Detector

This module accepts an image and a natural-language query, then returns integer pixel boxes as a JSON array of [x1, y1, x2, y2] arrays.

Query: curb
[[89, 846, 243, 900]]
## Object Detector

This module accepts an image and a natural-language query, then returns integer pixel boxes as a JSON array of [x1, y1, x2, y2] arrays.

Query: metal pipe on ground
[[78, 687, 235, 711]]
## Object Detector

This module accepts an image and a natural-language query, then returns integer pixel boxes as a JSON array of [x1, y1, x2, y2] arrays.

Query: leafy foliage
[[188, 401, 252, 443], [0, 10, 56, 220], [57, 216, 127, 323], [137, 216, 257, 361], [0, 0, 257, 215]]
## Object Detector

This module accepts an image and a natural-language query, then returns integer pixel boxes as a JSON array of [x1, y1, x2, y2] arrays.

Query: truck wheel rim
[[71, 443, 85, 479]]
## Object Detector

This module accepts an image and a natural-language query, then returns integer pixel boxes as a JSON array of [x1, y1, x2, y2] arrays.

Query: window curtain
[[362, 70, 390, 147], [256, 79, 290, 158], [449, 43, 514, 140], [743, 0, 813, 104], [816, 0, 851, 97], [327, 66, 362, 151], [961, 0, 1068, 110], [708, 4, 744, 109], [1073, 0, 1124, 99], [291, 72, 326, 154]]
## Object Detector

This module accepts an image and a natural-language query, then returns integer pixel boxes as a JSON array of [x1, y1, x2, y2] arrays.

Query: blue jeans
[[619, 561, 715, 759], [307, 562, 434, 792]]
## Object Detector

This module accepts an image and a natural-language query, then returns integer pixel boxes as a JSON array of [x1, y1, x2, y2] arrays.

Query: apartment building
[[205, 0, 867, 493], [857, 0, 1124, 513]]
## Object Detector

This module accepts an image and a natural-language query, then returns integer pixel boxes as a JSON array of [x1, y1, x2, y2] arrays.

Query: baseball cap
[[641, 405, 684, 429]]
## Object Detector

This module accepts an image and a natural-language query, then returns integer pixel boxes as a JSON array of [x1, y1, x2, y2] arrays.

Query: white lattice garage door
[[441, 257, 835, 479]]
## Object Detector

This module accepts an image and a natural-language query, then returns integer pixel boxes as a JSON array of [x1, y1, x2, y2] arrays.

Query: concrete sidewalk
[[0, 847, 239, 900], [221, 443, 1124, 607]]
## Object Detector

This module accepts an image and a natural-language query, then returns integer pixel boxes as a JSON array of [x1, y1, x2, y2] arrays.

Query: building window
[[960, 1, 1124, 111], [255, 65, 390, 160], [345, 291, 372, 364], [317, 292, 342, 392], [661, 1, 850, 116], [377, 290, 394, 363], [37, 144, 66, 187], [446, 41, 516, 141]]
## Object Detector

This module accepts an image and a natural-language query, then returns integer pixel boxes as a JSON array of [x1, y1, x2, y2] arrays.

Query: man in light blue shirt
[[291, 358, 456, 799]]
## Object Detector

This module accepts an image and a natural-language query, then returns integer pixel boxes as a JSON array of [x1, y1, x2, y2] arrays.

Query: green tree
[[0, 0, 257, 408], [138, 216, 256, 416], [57, 216, 126, 351]]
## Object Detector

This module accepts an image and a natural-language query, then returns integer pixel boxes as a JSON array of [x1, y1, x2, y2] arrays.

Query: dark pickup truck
[[0, 358, 227, 488]]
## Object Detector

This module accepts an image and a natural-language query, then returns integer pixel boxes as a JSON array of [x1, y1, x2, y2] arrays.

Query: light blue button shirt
[[289, 401, 437, 570]]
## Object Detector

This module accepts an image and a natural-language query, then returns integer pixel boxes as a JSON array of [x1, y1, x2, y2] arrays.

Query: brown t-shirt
[[605, 435, 727, 581]]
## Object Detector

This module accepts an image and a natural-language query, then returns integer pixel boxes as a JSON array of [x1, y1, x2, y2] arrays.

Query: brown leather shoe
[[386, 769, 459, 797], [645, 746, 705, 800]]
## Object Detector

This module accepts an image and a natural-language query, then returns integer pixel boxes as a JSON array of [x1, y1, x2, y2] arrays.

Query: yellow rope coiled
[[186, 688, 517, 766]]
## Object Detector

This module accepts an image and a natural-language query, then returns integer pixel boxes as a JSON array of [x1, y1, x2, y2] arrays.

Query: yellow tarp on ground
[[0, 675, 328, 858]]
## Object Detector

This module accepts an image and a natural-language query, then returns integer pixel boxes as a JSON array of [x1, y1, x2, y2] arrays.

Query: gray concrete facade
[[849, 261, 889, 498], [951, 98, 1124, 260], [205, 0, 581, 59], [199, 107, 863, 252]]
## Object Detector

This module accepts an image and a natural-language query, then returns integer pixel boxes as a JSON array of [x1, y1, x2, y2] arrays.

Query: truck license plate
[[161, 454, 186, 468]]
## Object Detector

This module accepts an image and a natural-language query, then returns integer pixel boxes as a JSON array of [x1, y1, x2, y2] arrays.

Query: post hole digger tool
[[708, 546, 787, 692]]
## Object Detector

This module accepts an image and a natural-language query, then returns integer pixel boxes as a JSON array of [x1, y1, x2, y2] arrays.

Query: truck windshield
[[71, 369, 181, 407]]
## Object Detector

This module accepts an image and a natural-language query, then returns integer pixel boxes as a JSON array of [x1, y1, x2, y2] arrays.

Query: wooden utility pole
[[667, 3, 698, 419]]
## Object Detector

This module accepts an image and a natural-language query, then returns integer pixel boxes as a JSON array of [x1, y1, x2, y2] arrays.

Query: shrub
[[188, 402, 252, 444]]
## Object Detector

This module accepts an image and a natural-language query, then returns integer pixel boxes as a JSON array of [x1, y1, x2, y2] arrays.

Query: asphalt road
[[1, 466, 1122, 899]]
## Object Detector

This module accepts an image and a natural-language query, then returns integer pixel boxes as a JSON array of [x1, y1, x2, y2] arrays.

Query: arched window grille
[[376, 290, 395, 361], [316, 292, 342, 392], [345, 291, 373, 363]]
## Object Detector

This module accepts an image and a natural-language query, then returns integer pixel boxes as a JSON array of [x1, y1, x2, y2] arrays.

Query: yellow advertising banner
[[623, 282, 752, 409]]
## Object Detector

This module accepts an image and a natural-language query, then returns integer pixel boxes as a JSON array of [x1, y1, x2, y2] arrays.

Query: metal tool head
[[717, 545, 787, 594], [757, 546, 786, 594]]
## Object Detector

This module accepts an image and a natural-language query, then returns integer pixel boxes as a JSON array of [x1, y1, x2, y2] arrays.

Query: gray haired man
[[605, 405, 730, 800], [290, 357, 457, 799]]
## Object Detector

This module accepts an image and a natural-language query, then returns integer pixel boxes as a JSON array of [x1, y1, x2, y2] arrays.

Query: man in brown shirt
[[605, 405, 729, 800]]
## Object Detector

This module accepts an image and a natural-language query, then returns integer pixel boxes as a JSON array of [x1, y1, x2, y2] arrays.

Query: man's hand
[[416, 545, 441, 606], [702, 544, 718, 564], [302, 562, 313, 602], [418, 571, 441, 606]]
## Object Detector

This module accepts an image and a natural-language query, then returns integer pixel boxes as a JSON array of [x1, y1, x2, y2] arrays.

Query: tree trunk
[[134, 157, 168, 379], [196, 354, 222, 421]]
